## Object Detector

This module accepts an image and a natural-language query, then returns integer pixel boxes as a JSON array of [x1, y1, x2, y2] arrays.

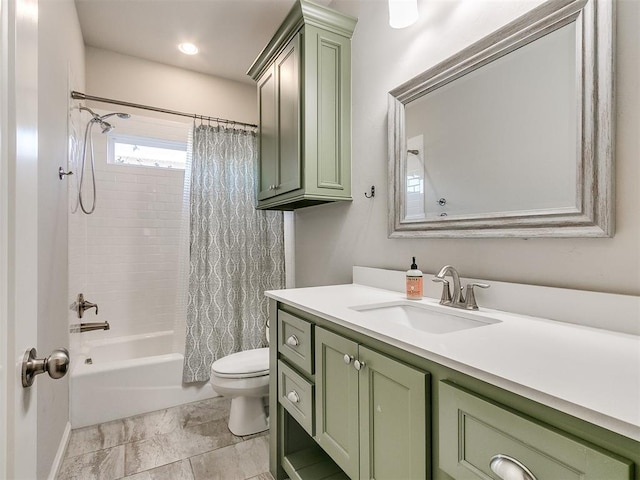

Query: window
[[406, 174, 423, 194], [107, 133, 188, 170]]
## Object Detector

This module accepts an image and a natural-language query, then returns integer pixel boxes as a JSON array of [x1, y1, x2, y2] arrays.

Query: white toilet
[[210, 347, 270, 436]]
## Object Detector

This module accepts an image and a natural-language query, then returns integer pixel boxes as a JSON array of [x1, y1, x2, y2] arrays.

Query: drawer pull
[[354, 359, 366, 371], [286, 390, 300, 404], [286, 335, 300, 347], [490, 454, 537, 480], [343, 354, 354, 365]]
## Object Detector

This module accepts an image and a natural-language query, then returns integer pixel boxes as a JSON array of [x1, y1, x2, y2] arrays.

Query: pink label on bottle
[[406, 276, 423, 299]]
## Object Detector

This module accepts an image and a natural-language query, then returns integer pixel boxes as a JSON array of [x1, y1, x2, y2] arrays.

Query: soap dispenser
[[406, 257, 423, 300]]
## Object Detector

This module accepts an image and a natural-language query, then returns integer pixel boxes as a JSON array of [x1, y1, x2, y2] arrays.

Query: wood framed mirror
[[388, 0, 614, 238]]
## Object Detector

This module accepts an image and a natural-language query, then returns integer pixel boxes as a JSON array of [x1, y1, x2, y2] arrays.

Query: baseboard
[[47, 421, 71, 480]]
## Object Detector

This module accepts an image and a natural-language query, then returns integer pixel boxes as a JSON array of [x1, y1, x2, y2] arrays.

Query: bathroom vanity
[[266, 268, 640, 480]]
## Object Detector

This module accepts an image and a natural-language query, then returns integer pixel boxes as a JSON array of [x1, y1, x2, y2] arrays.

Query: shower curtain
[[182, 124, 285, 383]]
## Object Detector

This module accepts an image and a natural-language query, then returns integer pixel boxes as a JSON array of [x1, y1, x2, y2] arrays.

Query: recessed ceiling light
[[178, 43, 199, 55]]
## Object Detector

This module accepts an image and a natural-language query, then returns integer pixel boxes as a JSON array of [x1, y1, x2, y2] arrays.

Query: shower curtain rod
[[70, 91, 258, 129]]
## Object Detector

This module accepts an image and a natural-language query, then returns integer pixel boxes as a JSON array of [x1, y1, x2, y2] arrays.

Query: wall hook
[[364, 186, 375, 198], [58, 167, 73, 180]]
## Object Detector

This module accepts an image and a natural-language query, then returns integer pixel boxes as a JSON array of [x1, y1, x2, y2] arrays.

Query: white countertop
[[266, 283, 640, 442]]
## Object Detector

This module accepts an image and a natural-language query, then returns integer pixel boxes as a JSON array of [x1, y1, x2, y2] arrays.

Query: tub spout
[[70, 321, 110, 333]]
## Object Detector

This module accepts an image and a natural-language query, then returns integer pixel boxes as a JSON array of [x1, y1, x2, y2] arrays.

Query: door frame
[[1, 0, 40, 478]]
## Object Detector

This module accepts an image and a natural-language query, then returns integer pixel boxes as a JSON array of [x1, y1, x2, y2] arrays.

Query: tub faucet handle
[[76, 293, 98, 318]]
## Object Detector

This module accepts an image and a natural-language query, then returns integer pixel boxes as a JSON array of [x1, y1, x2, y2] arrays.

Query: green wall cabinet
[[248, 1, 357, 210]]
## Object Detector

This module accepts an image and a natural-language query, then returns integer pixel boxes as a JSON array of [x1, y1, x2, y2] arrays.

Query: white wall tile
[[69, 114, 187, 341]]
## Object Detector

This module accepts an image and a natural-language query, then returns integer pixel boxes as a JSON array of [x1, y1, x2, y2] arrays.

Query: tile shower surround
[[69, 116, 188, 340], [57, 397, 272, 480]]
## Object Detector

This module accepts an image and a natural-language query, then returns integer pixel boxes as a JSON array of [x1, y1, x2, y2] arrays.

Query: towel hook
[[364, 186, 375, 198]]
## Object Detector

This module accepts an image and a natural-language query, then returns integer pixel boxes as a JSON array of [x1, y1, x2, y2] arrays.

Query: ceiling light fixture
[[388, 0, 419, 29], [178, 43, 199, 55]]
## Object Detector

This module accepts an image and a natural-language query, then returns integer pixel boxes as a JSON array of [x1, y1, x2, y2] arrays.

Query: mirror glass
[[404, 23, 577, 220], [388, 0, 614, 238]]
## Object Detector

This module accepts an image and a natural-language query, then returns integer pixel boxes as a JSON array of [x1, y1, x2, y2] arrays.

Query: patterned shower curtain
[[183, 124, 285, 383]]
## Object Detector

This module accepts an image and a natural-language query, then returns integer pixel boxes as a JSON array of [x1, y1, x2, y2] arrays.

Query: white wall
[[295, 0, 640, 296], [85, 47, 257, 125], [38, 0, 85, 477]]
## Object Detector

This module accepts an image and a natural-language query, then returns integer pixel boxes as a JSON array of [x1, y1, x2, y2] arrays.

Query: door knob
[[22, 347, 70, 388], [354, 359, 366, 371]]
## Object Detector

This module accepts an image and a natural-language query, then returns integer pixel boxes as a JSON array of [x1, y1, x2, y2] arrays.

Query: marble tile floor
[[56, 396, 273, 480]]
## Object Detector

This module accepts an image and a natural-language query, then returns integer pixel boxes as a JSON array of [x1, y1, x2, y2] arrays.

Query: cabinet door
[[274, 34, 301, 196], [315, 327, 360, 479], [358, 346, 428, 480], [257, 64, 278, 201]]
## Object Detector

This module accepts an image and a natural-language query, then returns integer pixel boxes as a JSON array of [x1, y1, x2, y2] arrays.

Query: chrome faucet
[[74, 293, 98, 318], [432, 265, 490, 310]]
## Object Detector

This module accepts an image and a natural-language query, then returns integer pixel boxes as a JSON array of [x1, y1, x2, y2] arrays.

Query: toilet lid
[[211, 347, 269, 378]]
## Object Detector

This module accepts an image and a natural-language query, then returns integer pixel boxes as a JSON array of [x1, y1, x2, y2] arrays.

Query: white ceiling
[[74, 0, 330, 85]]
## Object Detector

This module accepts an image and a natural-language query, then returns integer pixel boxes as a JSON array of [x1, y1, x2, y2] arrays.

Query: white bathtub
[[70, 330, 216, 428]]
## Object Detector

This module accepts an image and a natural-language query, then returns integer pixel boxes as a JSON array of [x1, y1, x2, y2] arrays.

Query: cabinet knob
[[286, 390, 300, 404], [343, 354, 354, 365], [286, 335, 300, 347], [490, 455, 537, 480], [354, 359, 365, 371]]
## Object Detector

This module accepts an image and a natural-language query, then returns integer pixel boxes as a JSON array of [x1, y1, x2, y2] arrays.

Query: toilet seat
[[211, 347, 269, 379]]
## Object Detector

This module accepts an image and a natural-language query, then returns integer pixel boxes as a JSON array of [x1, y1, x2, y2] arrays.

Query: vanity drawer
[[278, 310, 313, 375], [438, 381, 632, 480], [278, 360, 315, 436]]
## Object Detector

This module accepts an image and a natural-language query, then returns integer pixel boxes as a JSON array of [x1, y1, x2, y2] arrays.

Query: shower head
[[100, 121, 114, 134], [79, 106, 101, 121], [79, 106, 129, 135], [99, 112, 131, 121]]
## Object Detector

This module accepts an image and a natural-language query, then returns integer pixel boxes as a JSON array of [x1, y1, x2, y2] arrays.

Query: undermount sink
[[350, 301, 501, 334]]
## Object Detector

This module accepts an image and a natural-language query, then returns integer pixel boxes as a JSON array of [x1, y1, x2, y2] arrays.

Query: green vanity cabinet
[[270, 300, 639, 480], [315, 328, 360, 478], [438, 381, 633, 480], [315, 327, 429, 480], [248, 1, 357, 210]]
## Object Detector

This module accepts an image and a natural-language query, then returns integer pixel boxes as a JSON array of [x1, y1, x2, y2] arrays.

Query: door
[[315, 327, 359, 479], [257, 63, 278, 201], [358, 346, 428, 480], [274, 34, 301, 196], [0, 0, 39, 477]]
